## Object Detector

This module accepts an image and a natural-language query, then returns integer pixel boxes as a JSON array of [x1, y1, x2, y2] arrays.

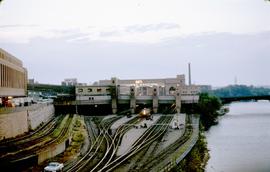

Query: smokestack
[[188, 63, 191, 85]]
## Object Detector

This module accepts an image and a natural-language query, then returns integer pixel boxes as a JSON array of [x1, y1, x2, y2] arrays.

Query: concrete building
[[61, 78, 78, 86], [0, 49, 55, 140], [76, 75, 199, 114], [0, 48, 28, 98]]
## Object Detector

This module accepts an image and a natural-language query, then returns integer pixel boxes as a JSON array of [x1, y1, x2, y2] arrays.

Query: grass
[[52, 115, 69, 138], [64, 116, 86, 157]]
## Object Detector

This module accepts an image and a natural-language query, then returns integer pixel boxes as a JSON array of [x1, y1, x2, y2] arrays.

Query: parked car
[[44, 162, 64, 172]]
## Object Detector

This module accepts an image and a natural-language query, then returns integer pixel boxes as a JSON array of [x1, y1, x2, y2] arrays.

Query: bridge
[[220, 95, 270, 104], [27, 84, 75, 97]]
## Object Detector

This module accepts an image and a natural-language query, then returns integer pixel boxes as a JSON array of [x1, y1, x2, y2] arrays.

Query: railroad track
[[65, 116, 122, 172], [0, 116, 61, 156], [141, 118, 193, 171], [0, 114, 74, 163], [85, 116, 98, 146], [99, 115, 173, 172], [66, 114, 193, 172], [90, 116, 140, 172]]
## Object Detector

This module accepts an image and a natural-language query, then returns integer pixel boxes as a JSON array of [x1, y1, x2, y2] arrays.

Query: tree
[[196, 93, 222, 130]]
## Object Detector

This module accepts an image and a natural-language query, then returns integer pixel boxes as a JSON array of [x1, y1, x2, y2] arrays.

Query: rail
[[99, 115, 173, 172], [159, 115, 199, 172], [0, 114, 74, 171]]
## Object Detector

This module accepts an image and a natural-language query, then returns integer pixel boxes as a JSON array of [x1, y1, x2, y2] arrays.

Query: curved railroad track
[[99, 115, 173, 172], [0, 114, 74, 163]]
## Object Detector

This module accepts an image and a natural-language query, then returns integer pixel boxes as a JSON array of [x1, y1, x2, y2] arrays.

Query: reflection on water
[[206, 101, 270, 172]]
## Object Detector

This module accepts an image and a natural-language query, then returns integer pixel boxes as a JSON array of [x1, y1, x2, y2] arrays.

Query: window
[[97, 88, 102, 92], [78, 88, 83, 93], [88, 88, 92, 92], [169, 87, 176, 95]]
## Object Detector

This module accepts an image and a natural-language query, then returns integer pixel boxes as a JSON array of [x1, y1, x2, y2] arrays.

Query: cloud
[[0, 25, 58, 43], [0, 24, 39, 28], [67, 23, 182, 44], [2, 31, 270, 86], [125, 23, 180, 33], [0, 23, 182, 44]]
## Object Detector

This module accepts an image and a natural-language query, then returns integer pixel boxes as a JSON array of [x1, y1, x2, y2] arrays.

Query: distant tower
[[188, 63, 191, 85]]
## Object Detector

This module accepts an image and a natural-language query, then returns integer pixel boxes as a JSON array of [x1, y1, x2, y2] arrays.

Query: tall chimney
[[188, 63, 191, 85]]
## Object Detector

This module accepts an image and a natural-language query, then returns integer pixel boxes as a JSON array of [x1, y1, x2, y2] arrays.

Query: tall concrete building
[[0, 49, 55, 142], [0, 48, 28, 98]]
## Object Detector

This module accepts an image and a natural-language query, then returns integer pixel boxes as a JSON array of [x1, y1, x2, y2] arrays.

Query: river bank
[[173, 129, 209, 172]]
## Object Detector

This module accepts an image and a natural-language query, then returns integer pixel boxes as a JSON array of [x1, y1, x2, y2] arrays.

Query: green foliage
[[74, 119, 81, 128], [72, 132, 84, 142], [211, 85, 270, 98], [196, 93, 222, 130]]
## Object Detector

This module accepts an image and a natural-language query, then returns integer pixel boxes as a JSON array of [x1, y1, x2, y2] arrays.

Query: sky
[[0, 0, 270, 86]]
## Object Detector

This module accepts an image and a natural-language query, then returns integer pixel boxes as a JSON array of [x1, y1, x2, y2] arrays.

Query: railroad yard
[[0, 113, 199, 172]]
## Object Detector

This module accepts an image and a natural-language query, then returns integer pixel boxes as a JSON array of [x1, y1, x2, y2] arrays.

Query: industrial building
[[76, 75, 199, 114]]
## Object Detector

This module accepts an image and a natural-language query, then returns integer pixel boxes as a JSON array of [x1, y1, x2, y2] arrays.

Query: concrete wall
[[181, 85, 200, 95], [0, 104, 54, 140], [0, 111, 28, 140], [28, 104, 54, 130], [38, 140, 67, 164]]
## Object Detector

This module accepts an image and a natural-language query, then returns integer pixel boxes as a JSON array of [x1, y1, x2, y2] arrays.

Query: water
[[206, 101, 270, 172]]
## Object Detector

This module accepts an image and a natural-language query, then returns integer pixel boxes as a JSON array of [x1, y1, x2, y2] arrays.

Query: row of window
[[77, 87, 111, 93], [77, 87, 198, 95], [182, 91, 198, 94], [0, 64, 26, 89]]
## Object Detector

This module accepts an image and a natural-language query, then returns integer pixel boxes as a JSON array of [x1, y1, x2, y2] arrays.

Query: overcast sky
[[1, 0, 270, 86]]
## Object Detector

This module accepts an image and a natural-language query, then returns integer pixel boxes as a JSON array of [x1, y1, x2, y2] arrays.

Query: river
[[206, 101, 270, 172]]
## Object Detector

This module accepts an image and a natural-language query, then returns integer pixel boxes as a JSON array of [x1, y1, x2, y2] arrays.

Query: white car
[[44, 162, 64, 172]]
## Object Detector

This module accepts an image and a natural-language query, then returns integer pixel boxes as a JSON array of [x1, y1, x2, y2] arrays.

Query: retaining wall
[[38, 139, 68, 164], [0, 111, 28, 140], [0, 104, 54, 141], [28, 104, 54, 130]]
